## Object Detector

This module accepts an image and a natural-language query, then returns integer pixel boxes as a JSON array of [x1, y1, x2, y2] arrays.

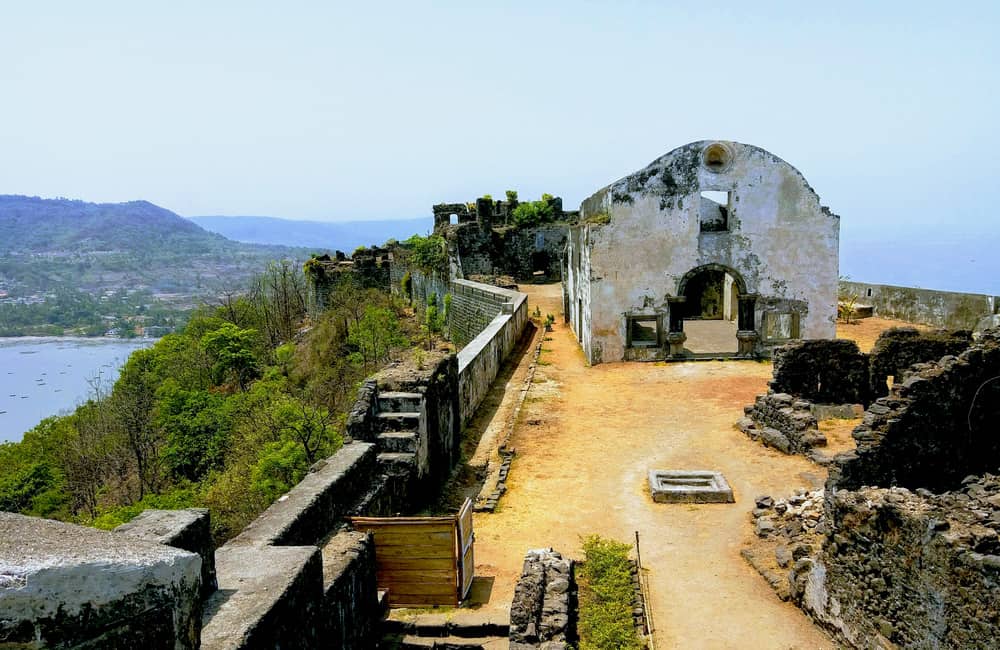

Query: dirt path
[[472, 284, 835, 648]]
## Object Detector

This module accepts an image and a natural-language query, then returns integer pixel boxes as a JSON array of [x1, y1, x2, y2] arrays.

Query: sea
[[0, 337, 154, 443]]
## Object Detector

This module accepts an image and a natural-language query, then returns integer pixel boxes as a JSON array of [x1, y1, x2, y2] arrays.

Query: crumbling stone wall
[[509, 549, 576, 649], [831, 330, 1000, 493], [739, 393, 824, 455], [868, 326, 972, 398], [770, 339, 871, 405], [809, 484, 1000, 648]]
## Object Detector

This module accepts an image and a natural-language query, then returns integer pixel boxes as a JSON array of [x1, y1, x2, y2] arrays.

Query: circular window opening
[[702, 142, 733, 173]]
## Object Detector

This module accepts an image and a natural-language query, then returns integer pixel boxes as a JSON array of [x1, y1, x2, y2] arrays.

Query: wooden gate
[[350, 498, 475, 607]]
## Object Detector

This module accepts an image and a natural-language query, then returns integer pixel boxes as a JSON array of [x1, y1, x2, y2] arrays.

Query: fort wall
[[841, 280, 999, 329]]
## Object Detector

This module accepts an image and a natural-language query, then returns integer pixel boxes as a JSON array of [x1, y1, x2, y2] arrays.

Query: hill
[[189, 215, 433, 252], [0, 195, 312, 335]]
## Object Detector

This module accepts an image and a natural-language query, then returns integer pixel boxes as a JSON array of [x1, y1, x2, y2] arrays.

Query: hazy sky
[[2, 2, 999, 290]]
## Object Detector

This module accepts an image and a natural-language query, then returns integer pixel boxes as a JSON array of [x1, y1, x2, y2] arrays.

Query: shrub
[[578, 535, 643, 650], [505, 190, 518, 203], [511, 199, 555, 228], [403, 234, 448, 274]]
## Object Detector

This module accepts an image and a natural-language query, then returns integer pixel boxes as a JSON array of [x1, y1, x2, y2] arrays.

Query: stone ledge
[[0, 512, 202, 649], [115, 507, 216, 597], [201, 545, 323, 650]]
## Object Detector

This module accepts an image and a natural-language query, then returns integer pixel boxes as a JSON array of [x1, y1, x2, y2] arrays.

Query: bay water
[[0, 337, 153, 443]]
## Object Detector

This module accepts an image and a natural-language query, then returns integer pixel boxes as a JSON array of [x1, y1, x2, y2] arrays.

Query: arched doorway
[[676, 265, 745, 354]]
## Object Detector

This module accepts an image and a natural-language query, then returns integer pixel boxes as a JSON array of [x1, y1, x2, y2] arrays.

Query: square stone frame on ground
[[648, 470, 735, 504]]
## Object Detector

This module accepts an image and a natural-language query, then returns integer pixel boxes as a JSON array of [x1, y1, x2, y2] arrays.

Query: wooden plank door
[[456, 497, 475, 601]]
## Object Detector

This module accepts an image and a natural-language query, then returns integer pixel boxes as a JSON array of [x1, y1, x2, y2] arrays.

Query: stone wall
[[509, 549, 576, 649], [805, 484, 1000, 648], [455, 279, 528, 426], [770, 339, 871, 405], [868, 327, 972, 398], [450, 278, 523, 349], [322, 531, 379, 649], [739, 393, 824, 455], [494, 224, 567, 282], [842, 280, 999, 329], [200, 441, 390, 649], [831, 329, 1000, 493]]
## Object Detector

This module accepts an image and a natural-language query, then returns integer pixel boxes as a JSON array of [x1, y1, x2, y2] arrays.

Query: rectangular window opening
[[627, 315, 659, 348], [699, 191, 732, 232], [764, 312, 801, 342]]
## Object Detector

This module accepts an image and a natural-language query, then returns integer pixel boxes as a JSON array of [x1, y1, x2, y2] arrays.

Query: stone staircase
[[374, 391, 422, 472]]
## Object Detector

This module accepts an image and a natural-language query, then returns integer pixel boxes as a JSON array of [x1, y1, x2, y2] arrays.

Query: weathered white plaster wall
[[566, 141, 839, 364]]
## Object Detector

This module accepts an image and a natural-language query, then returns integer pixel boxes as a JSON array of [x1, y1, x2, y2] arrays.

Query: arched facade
[[564, 140, 840, 364]]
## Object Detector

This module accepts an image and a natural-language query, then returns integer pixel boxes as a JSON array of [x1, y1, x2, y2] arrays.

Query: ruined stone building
[[565, 140, 840, 364]]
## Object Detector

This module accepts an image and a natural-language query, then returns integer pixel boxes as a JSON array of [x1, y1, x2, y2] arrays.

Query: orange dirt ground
[[465, 285, 917, 648]]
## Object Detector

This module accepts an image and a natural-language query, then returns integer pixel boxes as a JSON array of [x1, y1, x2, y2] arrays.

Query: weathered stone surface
[[566, 140, 839, 364], [510, 549, 576, 648], [201, 545, 323, 650], [841, 280, 996, 330], [771, 339, 871, 405], [868, 327, 972, 398], [648, 469, 735, 503], [832, 330, 1000, 492], [322, 531, 377, 649], [115, 507, 216, 598], [0, 512, 202, 649]]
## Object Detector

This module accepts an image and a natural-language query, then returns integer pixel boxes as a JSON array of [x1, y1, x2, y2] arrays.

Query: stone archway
[[671, 265, 757, 357]]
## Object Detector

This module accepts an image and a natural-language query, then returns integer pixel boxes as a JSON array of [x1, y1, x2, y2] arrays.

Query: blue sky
[[2, 2, 999, 291]]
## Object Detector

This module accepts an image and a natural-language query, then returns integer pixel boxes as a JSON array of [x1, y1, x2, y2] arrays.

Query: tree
[[347, 306, 407, 368], [200, 323, 261, 390]]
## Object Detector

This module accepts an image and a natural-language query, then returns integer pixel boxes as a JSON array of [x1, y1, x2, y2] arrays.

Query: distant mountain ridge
[[0, 195, 309, 297], [0, 195, 230, 254], [189, 215, 433, 251]]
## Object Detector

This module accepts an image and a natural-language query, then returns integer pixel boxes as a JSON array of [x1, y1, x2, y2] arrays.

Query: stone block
[[201, 544, 323, 650], [648, 470, 735, 503], [116, 507, 216, 597], [0, 512, 201, 649]]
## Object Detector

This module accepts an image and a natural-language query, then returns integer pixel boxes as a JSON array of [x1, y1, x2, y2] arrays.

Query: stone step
[[381, 634, 508, 650], [376, 412, 420, 432], [377, 430, 418, 453], [378, 391, 423, 413], [377, 452, 417, 474], [383, 613, 510, 638]]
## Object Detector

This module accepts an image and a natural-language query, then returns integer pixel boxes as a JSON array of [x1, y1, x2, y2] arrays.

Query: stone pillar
[[476, 197, 494, 231], [737, 294, 759, 356], [737, 294, 757, 331], [666, 297, 687, 357]]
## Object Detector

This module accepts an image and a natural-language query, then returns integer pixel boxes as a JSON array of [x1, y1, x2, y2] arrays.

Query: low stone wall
[[450, 278, 524, 349], [509, 549, 576, 649], [739, 393, 824, 455], [455, 279, 528, 426], [842, 280, 998, 329], [201, 441, 388, 650], [322, 531, 379, 649]]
